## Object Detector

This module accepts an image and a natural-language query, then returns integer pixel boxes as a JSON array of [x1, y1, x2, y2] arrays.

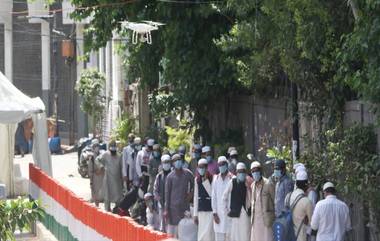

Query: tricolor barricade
[[29, 163, 169, 241]]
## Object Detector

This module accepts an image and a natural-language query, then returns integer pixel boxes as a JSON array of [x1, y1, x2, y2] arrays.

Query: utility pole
[[52, 11, 59, 136], [291, 82, 300, 163]]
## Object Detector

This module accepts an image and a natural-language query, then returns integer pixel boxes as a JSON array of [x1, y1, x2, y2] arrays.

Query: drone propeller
[[142, 20, 165, 26]]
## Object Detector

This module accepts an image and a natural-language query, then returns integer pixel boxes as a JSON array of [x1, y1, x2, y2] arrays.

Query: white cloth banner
[[32, 112, 52, 176], [0, 124, 16, 196]]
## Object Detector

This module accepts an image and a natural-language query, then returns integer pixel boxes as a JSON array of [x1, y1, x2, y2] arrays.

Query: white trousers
[[215, 232, 228, 241], [198, 211, 215, 241]]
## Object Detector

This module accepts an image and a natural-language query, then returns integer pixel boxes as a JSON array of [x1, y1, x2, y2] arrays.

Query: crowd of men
[[84, 133, 352, 241]]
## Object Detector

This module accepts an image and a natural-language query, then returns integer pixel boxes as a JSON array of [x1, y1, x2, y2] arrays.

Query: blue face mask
[[197, 167, 206, 176], [274, 169, 282, 178], [174, 160, 183, 169], [237, 173, 246, 182], [153, 151, 160, 158], [193, 152, 201, 159], [206, 156, 213, 163], [162, 163, 171, 171], [252, 171, 261, 181], [219, 164, 228, 174]]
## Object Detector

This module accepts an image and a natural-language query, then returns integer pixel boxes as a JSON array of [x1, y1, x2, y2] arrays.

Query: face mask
[[110, 150, 117, 156], [146, 200, 153, 208], [206, 156, 213, 163], [274, 169, 282, 178], [193, 152, 201, 159], [153, 151, 160, 158], [162, 163, 171, 171], [197, 167, 206, 176], [135, 145, 142, 151], [183, 162, 189, 169], [237, 173, 246, 182], [174, 160, 183, 169], [252, 171, 261, 182], [231, 158, 237, 164], [219, 164, 228, 174]]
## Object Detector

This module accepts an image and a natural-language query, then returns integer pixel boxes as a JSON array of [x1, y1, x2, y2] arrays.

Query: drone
[[120, 21, 165, 44]]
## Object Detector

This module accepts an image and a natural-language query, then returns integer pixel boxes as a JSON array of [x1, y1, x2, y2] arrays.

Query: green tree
[[75, 69, 106, 134], [70, 0, 236, 142], [337, 1, 380, 114], [217, 0, 355, 126]]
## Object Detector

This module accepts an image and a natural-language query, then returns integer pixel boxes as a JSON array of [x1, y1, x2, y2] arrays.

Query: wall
[[209, 95, 291, 159]]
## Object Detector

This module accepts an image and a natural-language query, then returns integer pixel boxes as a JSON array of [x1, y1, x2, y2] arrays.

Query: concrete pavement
[[15, 152, 91, 201]]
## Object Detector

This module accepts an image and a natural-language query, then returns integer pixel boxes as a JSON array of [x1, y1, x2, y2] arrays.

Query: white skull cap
[[161, 154, 171, 162], [134, 137, 141, 144], [295, 165, 307, 174], [227, 147, 236, 153], [293, 163, 305, 170], [250, 161, 261, 169], [296, 170, 308, 181], [147, 139, 155, 146], [202, 146, 211, 153], [144, 192, 153, 199], [217, 156, 228, 164], [198, 158, 208, 165], [236, 162, 246, 170], [230, 149, 238, 156], [323, 182, 335, 191]]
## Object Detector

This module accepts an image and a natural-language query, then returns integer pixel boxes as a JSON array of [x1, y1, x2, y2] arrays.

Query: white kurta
[[211, 174, 232, 235], [222, 177, 251, 241], [251, 183, 273, 241], [96, 151, 123, 203], [194, 178, 215, 241], [230, 207, 251, 241], [146, 207, 160, 230]]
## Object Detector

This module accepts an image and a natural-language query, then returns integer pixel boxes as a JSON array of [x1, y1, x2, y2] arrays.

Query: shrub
[[0, 198, 44, 241]]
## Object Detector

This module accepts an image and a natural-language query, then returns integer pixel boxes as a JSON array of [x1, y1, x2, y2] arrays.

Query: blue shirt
[[275, 174, 294, 217]]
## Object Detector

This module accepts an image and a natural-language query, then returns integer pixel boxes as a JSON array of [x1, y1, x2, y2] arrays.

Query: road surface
[[15, 152, 91, 201]]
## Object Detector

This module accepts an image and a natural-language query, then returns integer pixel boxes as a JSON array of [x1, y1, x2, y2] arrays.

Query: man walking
[[87, 139, 104, 207], [190, 144, 202, 174], [223, 162, 251, 241], [228, 148, 239, 175], [148, 143, 161, 193], [273, 159, 294, 217], [202, 146, 218, 175], [285, 170, 313, 241], [154, 154, 172, 232], [211, 156, 232, 241], [311, 182, 351, 241], [122, 133, 135, 189], [136, 138, 154, 193], [96, 141, 123, 211], [164, 154, 194, 237], [250, 161, 275, 241], [193, 158, 215, 241]]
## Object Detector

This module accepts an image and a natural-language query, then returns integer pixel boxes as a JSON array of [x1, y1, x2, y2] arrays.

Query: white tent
[[0, 71, 52, 197]]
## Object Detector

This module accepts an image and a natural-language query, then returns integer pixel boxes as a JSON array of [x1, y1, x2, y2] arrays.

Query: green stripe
[[40, 210, 78, 241]]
